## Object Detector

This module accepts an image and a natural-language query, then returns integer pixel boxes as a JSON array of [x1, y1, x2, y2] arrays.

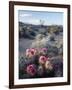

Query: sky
[[18, 10, 63, 25]]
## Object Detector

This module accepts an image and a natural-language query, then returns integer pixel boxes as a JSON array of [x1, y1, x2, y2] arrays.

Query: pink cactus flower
[[26, 48, 37, 58], [26, 49, 31, 56], [40, 48, 47, 55], [30, 48, 37, 55], [39, 56, 47, 65], [26, 64, 36, 76], [41, 48, 47, 52]]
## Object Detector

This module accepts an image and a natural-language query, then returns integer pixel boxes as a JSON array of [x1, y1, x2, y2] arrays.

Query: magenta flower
[[26, 48, 37, 58], [26, 64, 36, 76], [30, 48, 37, 55], [40, 48, 47, 55], [26, 49, 30, 56], [41, 48, 47, 51], [39, 56, 47, 65]]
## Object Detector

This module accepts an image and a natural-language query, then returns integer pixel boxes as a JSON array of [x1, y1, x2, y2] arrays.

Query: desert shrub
[[50, 36, 55, 41], [47, 25, 63, 35], [29, 31, 36, 36], [31, 34, 49, 48]]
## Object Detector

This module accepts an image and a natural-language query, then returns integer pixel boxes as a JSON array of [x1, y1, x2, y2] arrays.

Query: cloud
[[20, 13, 32, 17]]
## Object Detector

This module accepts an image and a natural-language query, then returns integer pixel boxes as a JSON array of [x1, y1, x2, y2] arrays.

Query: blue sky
[[18, 10, 63, 25]]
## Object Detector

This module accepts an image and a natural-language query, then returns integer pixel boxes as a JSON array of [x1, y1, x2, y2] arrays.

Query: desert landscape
[[19, 21, 63, 79]]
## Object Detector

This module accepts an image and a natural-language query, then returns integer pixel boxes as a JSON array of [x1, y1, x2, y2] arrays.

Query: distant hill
[[19, 22, 63, 39]]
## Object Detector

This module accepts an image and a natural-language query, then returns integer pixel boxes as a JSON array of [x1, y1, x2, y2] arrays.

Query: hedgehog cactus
[[19, 47, 63, 78]]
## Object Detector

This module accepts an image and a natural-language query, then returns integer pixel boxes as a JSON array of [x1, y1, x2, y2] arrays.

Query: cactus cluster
[[19, 47, 63, 79]]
